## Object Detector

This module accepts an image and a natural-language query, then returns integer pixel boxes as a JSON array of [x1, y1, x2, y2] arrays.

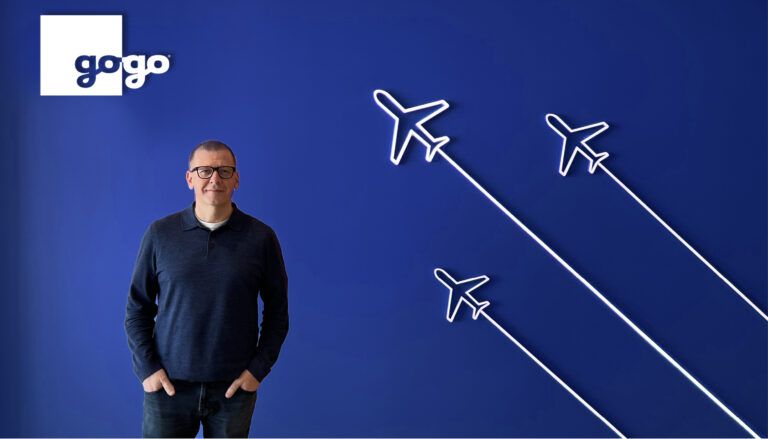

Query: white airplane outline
[[371, 88, 760, 436], [432, 267, 626, 437], [545, 113, 610, 176], [546, 113, 766, 322], [433, 268, 491, 322], [373, 89, 450, 165]]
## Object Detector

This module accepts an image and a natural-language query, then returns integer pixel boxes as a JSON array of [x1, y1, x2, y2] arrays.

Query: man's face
[[186, 149, 239, 208]]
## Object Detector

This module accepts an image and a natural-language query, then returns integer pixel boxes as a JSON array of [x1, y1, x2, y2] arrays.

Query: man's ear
[[186, 171, 194, 190]]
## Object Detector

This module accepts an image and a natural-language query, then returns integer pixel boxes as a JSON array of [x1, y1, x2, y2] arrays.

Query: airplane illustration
[[373, 89, 450, 165], [433, 268, 491, 322], [545, 113, 610, 176]]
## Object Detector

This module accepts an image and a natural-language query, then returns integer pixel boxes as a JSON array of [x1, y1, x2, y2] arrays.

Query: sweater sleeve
[[124, 223, 164, 383], [247, 227, 289, 382]]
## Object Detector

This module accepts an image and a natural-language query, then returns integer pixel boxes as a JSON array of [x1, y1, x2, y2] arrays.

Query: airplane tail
[[589, 152, 609, 174], [471, 301, 490, 320], [425, 136, 450, 162]]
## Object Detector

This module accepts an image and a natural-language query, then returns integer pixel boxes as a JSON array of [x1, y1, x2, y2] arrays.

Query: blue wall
[[0, 0, 765, 437]]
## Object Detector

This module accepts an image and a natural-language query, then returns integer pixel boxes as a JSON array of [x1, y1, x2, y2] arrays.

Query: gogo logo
[[40, 15, 171, 96], [74, 54, 170, 89]]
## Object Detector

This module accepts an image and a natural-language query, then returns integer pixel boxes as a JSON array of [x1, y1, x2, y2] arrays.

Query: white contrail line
[[598, 163, 768, 323], [435, 267, 623, 436], [435, 148, 760, 438], [480, 309, 626, 438]]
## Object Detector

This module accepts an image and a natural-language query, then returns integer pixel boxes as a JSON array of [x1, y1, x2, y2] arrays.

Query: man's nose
[[209, 170, 223, 184]]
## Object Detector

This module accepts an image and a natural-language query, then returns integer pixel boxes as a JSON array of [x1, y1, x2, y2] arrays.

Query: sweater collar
[[181, 201, 244, 231]]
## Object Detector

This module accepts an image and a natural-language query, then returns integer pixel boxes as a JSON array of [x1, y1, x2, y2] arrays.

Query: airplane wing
[[406, 99, 449, 118], [402, 101, 449, 137], [559, 122, 610, 175], [559, 139, 582, 175], [390, 101, 450, 164], [390, 119, 412, 163], [446, 275, 490, 322], [573, 121, 609, 145]]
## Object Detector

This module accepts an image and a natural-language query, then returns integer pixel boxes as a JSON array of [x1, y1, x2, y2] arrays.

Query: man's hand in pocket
[[142, 368, 176, 396], [225, 369, 260, 398]]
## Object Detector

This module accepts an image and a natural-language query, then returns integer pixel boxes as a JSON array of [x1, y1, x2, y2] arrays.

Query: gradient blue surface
[[0, 0, 765, 437]]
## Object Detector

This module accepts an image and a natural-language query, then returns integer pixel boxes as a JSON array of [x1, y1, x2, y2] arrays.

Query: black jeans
[[142, 379, 257, 438]]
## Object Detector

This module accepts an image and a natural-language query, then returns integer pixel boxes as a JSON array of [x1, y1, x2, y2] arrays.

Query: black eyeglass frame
[[189, 166, 237, 179]]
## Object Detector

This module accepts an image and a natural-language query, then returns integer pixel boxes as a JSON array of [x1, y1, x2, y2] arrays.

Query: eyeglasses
[[189, 166, 236, 179]]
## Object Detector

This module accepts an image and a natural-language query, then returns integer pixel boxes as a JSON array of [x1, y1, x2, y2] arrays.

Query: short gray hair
[[188, 140, 237, 168]]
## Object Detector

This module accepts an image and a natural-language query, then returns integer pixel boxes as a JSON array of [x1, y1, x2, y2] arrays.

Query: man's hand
[[225, 369, 261, 398], [142, 368, 176, 396]]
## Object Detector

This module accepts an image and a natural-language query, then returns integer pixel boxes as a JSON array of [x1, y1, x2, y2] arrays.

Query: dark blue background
[[0, 0, 765, 437]]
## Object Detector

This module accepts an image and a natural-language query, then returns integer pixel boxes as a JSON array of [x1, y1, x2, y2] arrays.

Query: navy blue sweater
[[124, 201, 288, 383]]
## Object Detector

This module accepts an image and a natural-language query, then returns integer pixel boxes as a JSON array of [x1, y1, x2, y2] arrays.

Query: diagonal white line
[[597, 163, 768, 322], [479, 309, 626, 438], [435, 148, 760, 438]]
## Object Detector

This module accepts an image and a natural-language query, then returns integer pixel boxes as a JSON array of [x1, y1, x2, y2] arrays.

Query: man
[[124, 140, 289, 438]]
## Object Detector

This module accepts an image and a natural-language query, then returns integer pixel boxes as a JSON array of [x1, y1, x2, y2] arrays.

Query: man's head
[[186, 140, 239, 208]]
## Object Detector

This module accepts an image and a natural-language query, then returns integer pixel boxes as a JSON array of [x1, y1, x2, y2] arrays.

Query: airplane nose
[[373, 89, 400, 115], [545, 113, 558, 126], [545, 113, 568, 133], [433, 268, 454, 286], [373, 89, 387, 105]]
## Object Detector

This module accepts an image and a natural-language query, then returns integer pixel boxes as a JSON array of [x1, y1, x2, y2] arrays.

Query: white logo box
[[40, 15, 123, 96]]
